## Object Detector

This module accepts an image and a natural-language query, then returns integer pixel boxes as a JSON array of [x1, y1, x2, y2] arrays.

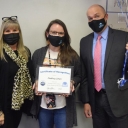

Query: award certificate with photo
[[38, 67, 71, 94]]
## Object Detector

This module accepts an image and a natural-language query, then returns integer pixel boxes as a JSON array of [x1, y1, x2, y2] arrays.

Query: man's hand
[[84, 103, 92, 118], [126, 43, 128, 50]]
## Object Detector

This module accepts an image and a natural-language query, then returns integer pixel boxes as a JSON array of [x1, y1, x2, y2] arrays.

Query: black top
[[0, 48, 33, 115], [7, 50, 19, 109]]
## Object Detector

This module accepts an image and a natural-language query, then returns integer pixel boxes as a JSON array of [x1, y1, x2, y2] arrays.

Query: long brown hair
[[45, 19, 78, 66]]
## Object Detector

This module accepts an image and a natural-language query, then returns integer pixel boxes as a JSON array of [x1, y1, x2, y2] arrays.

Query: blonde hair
[[0, 18, 29, 61]]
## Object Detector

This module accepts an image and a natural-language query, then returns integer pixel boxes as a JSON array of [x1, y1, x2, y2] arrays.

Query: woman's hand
[[70, 80, 75, 92], [33, 81, 43, 96], [62, 80, 75, 97], [0, 112, 4, 126]]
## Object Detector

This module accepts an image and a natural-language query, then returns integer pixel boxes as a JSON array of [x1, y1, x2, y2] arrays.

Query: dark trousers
[[0, 109, 22, 128], [93, 90, 128, 128]]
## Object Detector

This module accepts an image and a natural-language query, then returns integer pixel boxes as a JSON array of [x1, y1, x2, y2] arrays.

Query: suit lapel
[[104, 27, 114, 72], [88, 33, 94, 73]]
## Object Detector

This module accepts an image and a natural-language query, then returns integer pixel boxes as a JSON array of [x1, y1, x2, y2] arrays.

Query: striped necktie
[[94, 35, 102, 92]]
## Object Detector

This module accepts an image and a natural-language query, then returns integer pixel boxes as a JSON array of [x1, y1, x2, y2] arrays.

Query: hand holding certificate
[[33, 81, 44, 96], [37, 67, 72, 94]]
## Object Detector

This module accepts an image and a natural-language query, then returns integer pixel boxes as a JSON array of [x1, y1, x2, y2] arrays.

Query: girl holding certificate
[[32, 19, 81, 128]]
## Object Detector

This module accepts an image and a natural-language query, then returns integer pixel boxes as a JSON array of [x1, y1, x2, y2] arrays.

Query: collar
[[94, 26, 109, 40]]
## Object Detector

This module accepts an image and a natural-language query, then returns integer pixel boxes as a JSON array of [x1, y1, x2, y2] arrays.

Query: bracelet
[[0, 111, 3, 116]]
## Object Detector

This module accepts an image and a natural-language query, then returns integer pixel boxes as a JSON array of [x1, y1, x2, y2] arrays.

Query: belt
[[100, 89, 106, 93], [95, 89, 106, 93]]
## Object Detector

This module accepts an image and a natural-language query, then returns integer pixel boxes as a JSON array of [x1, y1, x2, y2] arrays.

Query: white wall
[[0, 0, 126, 128], [0, 0, 106, 54]]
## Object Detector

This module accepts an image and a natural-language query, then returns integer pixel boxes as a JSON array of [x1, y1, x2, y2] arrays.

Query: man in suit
[[80, 4, 128, 128]]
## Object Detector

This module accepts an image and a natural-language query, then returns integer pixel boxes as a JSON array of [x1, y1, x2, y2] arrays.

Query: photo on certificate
[[35, 65, 74, 95]]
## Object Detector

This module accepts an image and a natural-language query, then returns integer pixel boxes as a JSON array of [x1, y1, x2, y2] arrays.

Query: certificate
[[38, 67, 71, 94]]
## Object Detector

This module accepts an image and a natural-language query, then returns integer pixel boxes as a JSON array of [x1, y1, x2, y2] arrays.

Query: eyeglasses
[[2, 16, 17, 22], [49, 31, 64, 36]]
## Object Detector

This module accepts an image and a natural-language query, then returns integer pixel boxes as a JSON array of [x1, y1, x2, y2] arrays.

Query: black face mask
[[48, 35, 64, 47], [3, 33, 20, 45], [88, 17, 107, 33]]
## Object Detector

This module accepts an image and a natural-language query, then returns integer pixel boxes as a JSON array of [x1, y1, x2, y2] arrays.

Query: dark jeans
[[93, 90, 128, 128], [39, 107, 66, 128]]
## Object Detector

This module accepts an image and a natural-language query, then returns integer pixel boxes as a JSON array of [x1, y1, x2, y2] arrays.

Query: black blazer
[[80, 27, 128, 117]]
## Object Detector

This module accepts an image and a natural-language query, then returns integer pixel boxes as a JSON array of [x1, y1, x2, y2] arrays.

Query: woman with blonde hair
[[0, 16, 33, 128]]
